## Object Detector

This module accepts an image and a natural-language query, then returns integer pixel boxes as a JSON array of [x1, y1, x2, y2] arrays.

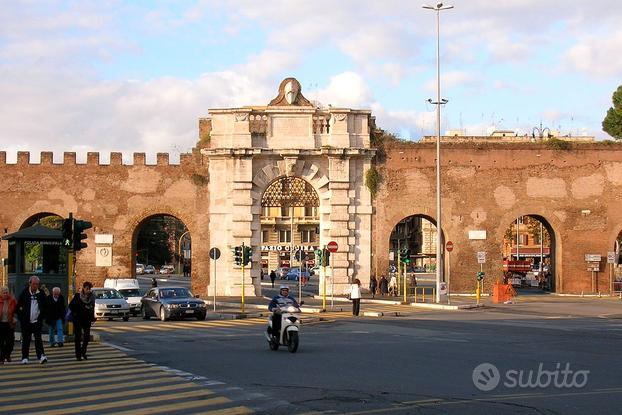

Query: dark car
[[140, 286, 207, 321]]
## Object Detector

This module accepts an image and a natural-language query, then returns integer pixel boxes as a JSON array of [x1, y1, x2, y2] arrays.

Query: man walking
[[46, 287, 65, 347], [16, 276, 48, 364]]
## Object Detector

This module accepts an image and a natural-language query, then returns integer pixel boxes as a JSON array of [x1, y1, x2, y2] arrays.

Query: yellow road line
[[20, 389, 219, 415], [2, 382, 202, 411], [0, 359, 144, 375], [0, 360, 151, 381], [3, 372, 181, 394], [4, 365, 153, 386], [112, 397, 233, 415], [0, 376, 176, 403], [190, 406, 255, 415]]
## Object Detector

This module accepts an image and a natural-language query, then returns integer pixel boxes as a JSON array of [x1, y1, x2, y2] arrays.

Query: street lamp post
[[177, 230, 190, 275], [423, 2, 453, 303]]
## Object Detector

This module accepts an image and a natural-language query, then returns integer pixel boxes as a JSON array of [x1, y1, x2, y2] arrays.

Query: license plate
[[110, 311, 118, 315], [185, 310, 193, 314]]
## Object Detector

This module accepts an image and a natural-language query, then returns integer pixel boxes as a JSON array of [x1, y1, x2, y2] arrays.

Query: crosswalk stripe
[[0, 359, 150, 381], [5, 365, 153, 386], [0, 376, 175, 403], [111, 397, 235, 415], [2, 382, 203, 412], [0, 360, 148, 378], [4, 371, 180, 394], [20, 389, 222, 415], [190, 406, 254, 415]]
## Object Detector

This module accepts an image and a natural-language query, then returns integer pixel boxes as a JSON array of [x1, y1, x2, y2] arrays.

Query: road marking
[[19, 390, 222, 415], [4, 365, 153, 386], [189, 406, 254, 415], [112, 398, 238, 415]]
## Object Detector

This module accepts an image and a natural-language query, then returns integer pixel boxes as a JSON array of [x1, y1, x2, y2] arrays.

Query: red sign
[[327, 241, 338, 253], [446, 241, 454, 252]]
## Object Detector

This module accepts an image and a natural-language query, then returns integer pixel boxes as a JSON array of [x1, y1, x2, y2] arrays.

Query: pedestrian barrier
[[492, 282, 516, 303], [413, 287, 436, 303]]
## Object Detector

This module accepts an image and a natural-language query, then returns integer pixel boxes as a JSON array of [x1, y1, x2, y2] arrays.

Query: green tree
[[603, 85, 622, 140]]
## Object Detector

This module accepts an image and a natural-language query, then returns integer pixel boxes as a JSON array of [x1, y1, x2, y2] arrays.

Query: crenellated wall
[[0, 148, 211, 294]]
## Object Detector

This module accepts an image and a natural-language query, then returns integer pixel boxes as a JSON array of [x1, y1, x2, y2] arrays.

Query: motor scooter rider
[[268, 285, 300, 336]]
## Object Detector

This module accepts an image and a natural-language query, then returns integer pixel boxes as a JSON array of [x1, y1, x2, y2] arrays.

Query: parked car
[[276, 267, 290, 279], [92, 288, 130, 321], [104, 278, 142, 316], [140, 287, 207, 321], [136, 263, 145, 275], [159, 265, 175, 274], [144, 265, 156, 274], [285, 269, 311, 282]]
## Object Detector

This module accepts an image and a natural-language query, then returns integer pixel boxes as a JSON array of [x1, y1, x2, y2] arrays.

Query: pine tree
[[603, 85, 622, 139]]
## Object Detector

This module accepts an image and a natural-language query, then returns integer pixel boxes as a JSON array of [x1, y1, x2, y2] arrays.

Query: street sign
[[587, 261, 600, 272], [607, 251, 616, 264], [439, 281, 448, 295], [327, 241, 338, 253], [477, 251, 486, 264], [446, 241, 454, 252], [209, 247, 221, 260], [585, 254, 601, 262]]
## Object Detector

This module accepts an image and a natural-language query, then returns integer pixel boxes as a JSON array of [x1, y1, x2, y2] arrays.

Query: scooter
[[265, 302, 303, 353]]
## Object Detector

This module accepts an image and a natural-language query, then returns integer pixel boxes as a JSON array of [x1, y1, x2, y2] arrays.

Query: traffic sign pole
[[241, 242, 245, 314], [322, 244, 327, 312], [210, 247, 220, 312]]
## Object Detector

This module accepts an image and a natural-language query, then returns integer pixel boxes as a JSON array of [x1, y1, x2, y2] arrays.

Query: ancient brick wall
[[374, 141, 622, 294], [0, 149, 211, 294]]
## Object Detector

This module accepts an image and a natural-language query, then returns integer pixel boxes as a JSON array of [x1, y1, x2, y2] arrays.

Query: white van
[[104, 278, 142, 316]]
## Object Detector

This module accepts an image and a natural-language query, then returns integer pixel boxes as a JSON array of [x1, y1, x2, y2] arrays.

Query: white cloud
[[424, 71, 479, 93], [314, 72, 373, 108], [564, 30, 622, 78]]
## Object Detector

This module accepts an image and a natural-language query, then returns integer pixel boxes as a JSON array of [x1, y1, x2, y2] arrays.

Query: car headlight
[[198, 303, 206, 308], [167, 304, 179, 309]]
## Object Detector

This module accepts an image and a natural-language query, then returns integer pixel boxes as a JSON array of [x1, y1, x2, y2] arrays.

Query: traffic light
[[400, 248, 411, 264], [242, 245, 252, 266], [72, 219, 92, 251], [295, 249, 305, 262], [62, 218, 73, 248], [322, 249, 330, 267], [232, 246, 242, 266], [476, 271, 485, 281], [314, 249, 323, 267]]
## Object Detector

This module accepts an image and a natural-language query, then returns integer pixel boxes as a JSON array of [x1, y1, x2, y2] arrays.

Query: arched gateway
[[205, 78, 375, 296]]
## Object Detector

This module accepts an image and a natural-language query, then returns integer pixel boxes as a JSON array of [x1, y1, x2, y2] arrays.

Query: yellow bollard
[[476, 282, 481, 305]]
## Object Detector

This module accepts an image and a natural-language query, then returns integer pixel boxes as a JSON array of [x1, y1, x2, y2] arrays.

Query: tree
[[603, 85, 622, 140]]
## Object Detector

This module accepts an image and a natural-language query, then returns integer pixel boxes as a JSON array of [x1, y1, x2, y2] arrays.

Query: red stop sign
[[327, 241, 338, 253], [446, 241, 454, 252]]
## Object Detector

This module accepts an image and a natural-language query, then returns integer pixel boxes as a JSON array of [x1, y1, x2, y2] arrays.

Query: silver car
[[93, 288, 131, 321]]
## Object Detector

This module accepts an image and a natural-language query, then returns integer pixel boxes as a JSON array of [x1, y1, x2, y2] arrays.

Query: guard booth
[[1, 224, 69, 298]]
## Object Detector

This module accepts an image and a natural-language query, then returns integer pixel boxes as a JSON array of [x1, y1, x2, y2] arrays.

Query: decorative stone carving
[[269, 77, 313, 107], [235, 113, 249, 122]]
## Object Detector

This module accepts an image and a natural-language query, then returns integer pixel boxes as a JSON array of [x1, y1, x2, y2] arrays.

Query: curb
[[409, 302, 484, 310]]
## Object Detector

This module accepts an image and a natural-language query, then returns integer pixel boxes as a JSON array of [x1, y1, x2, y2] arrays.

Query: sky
[[1, 0, 621, 163]]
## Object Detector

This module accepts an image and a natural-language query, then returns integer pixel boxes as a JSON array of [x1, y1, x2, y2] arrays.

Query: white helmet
[[279, 284, 289, 291]]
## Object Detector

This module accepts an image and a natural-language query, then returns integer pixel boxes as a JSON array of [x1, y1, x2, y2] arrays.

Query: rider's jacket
[[268, 295, 300, 311]]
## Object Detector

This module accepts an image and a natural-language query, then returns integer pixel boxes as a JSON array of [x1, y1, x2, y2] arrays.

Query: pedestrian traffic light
[[477, 271, 485, 281], [322, 249, 330, 267], [232, 246, 242, 266], [315, 249, 323, 266], [295, 249, 305, 262], [242, 245, 252, 266], [72, 219, 92, 251], [62, 218, 73, 248]]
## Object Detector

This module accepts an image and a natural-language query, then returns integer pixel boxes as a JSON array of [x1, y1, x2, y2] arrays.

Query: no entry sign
[[446, 241, 454, 252], [327, 241, 338, 253]]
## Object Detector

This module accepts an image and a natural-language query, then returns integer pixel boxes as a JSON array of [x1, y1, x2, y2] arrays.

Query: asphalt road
[[95, 303, 622, 414]]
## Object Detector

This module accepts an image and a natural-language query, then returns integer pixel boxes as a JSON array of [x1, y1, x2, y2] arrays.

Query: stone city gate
[[205, 78, 375, 296]]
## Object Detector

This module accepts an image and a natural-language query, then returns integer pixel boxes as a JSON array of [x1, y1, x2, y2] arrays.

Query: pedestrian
[[183, 262, 190, 278], [69, 281, 96, 361], [369, 275, 377, 299], [269, 270, 277, 288], [16, 275, 48, 364], [379, 275, 389, 296], [151, 277, 158, 288], [388, 274, 398, 296], [46, 287, 65, 347], [349, 278, 362, 316], [0, 286, 17, 364]]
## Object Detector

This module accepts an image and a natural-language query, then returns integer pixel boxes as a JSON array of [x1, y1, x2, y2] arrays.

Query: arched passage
[[20, 212, 63, 230], [502, 214, 556, 292], [131, 214, 191, 279], [260, 176, 320, 289], [16, 212, 65, 275], [388, 214, 445, 296]]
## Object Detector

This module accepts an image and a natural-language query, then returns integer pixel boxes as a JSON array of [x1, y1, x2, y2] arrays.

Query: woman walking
[[349, 279, 362, 316], [0, 286, 17, 363], [69, 281, 95, 361]]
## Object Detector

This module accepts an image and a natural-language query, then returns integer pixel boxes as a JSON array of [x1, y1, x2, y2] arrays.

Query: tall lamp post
[[423, 2, 453, 303]]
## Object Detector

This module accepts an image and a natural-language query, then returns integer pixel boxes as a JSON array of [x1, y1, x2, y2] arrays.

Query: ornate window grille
[[261, 177, 319, 208]]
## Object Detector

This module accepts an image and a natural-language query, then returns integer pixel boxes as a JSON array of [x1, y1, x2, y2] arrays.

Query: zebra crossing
[[0, 344, 253, 415]]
